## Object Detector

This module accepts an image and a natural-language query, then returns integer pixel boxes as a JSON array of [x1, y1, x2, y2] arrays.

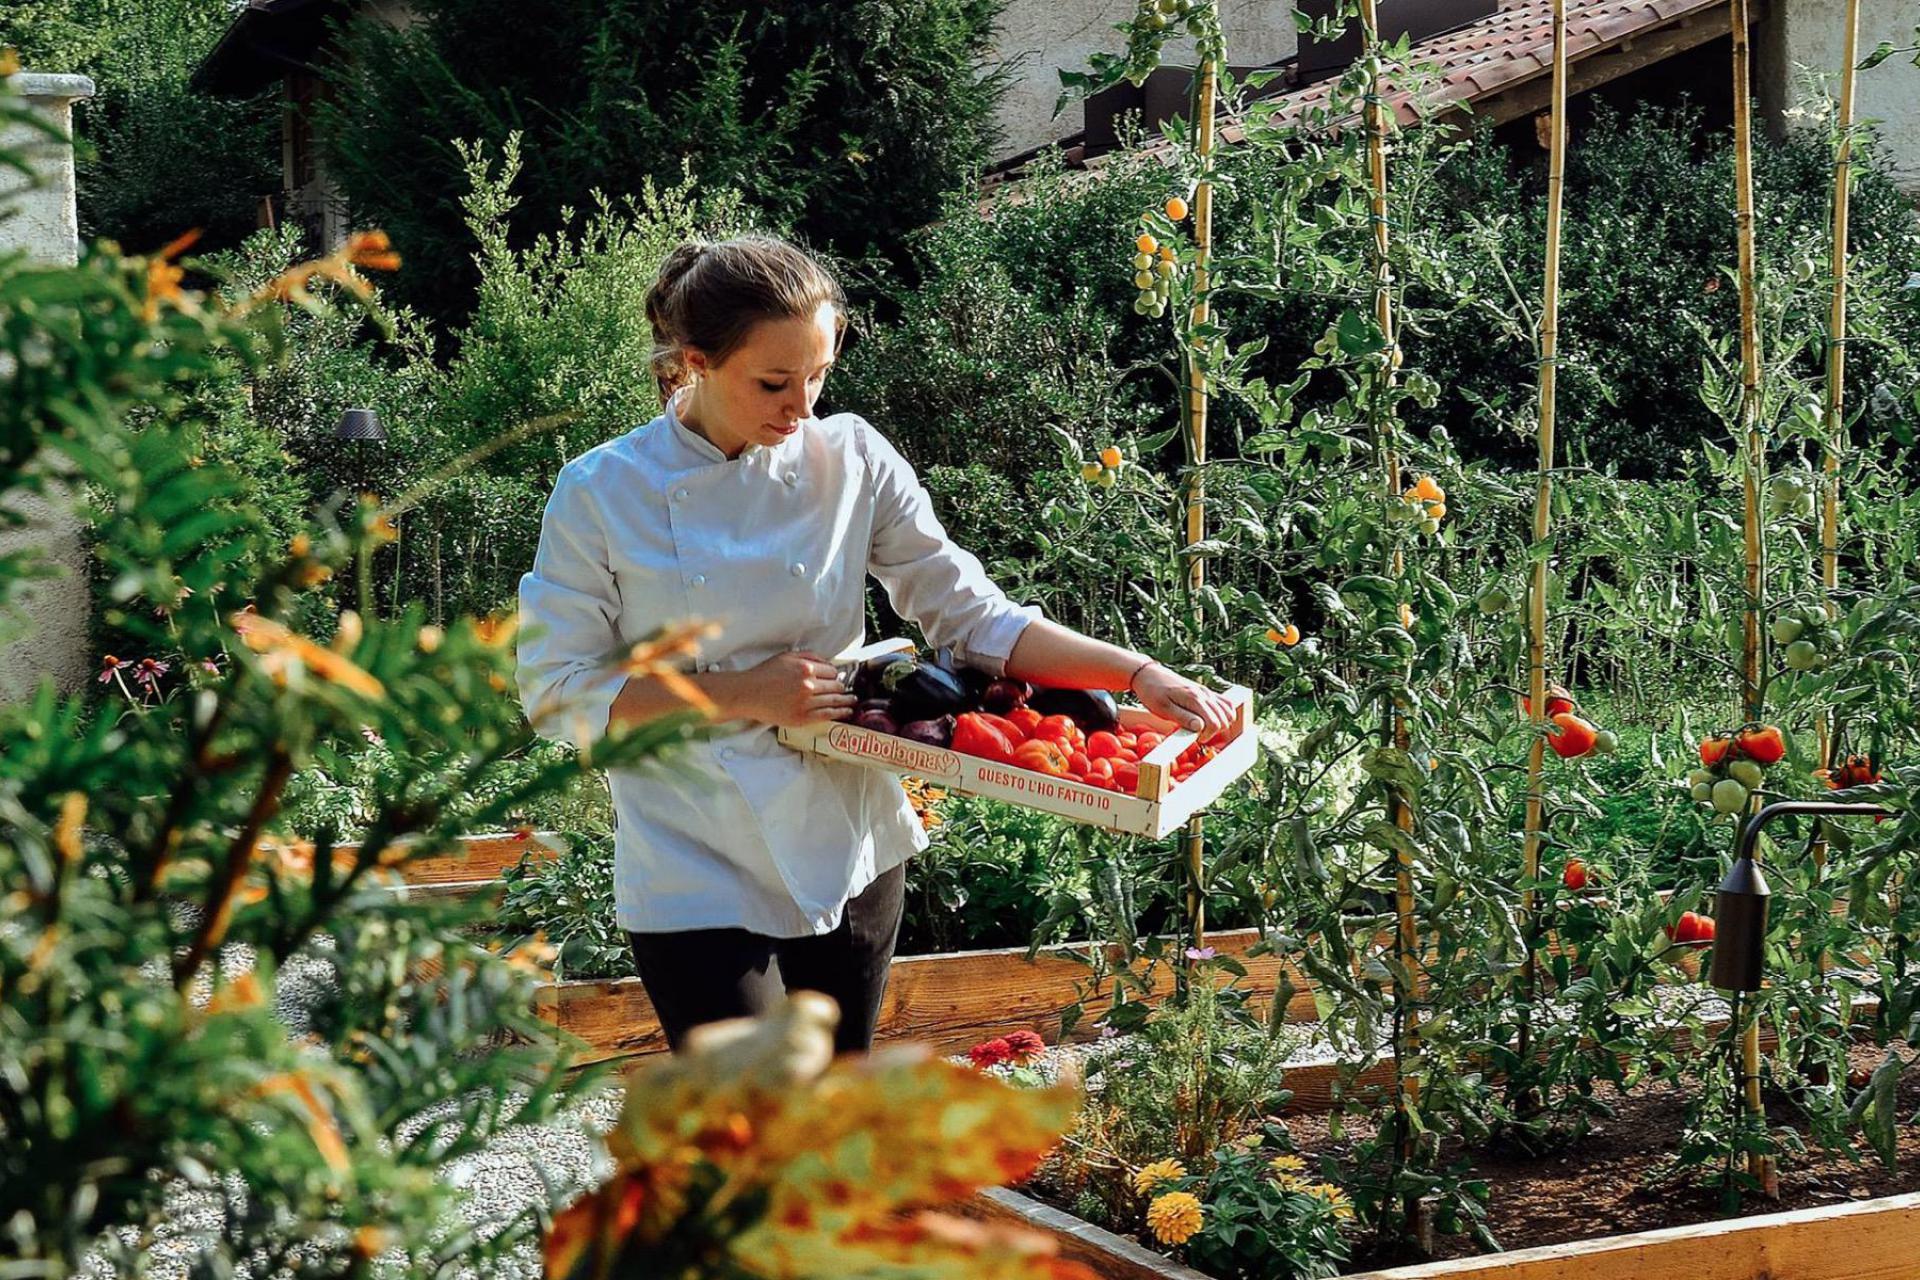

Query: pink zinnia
[[1002, 1030, 1045, 1065], [967, 1037, 1012, 1070]]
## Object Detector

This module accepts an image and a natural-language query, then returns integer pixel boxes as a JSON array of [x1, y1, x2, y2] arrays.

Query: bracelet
[[1126, 657, 1162, 693]]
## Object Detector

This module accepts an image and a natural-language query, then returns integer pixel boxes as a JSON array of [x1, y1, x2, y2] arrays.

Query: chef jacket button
[[690, 574, 707, 588], [719, 746, 736, 762], [790, 562, 807, 577], [783, 471, 799, 486], [672, 487, 689, 502]]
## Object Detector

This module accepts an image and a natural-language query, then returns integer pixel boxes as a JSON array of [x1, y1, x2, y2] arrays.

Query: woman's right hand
[[717, 650, 857, 727]]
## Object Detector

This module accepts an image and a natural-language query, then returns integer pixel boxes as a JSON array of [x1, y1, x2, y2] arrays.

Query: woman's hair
[[644, 235, 847, 399]]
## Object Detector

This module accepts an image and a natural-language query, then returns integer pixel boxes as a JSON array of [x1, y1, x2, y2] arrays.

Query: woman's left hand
[[1130, 663, 1237, 742]]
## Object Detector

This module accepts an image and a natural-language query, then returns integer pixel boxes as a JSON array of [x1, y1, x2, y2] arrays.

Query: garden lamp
[[335, 408, 385, 441], [1707, 853, 1770, 993]]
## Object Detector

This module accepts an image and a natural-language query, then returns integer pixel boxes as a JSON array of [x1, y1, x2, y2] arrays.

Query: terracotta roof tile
[[1247, 0, 1727, 133]]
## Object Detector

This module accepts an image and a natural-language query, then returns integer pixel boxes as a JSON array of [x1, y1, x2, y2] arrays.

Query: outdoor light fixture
[[335, 407, 386, 441], [1707, 852, 1770, 993]]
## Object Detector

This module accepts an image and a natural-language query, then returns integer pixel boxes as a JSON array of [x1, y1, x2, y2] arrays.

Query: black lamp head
[[336, 408, 386, 441], [1708, 854, 1771, 993]]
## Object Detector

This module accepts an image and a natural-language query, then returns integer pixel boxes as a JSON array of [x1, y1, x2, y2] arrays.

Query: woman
[[517, 235, 1234, 1054]]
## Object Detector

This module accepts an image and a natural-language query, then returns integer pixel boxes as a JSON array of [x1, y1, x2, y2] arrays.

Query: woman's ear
[[683, 348, 711, 378]]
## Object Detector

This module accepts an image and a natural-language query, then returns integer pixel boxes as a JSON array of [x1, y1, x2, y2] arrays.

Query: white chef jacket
[[516, 390, 1040, 937]]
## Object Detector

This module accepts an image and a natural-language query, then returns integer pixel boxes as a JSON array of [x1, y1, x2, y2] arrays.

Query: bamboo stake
[[1181, 43, 1219, 951], [1730, 0, 1778, 1197], [1818, 0, 1860, 812], [1358, 0, 1423, 1228], [1516, 0, 1569, 1104]]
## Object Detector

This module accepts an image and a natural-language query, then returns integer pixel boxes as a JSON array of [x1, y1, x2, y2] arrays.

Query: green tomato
[[1133, 294, 1153, 316], [1134, 271, 1156, 289], [1728, 759, 1766, 790], [1592, 729, 1618, 755], [1134, 252, 1153, 271], [1785, 639, 1820, 671], [1770, 615, 1805, 645], [1688, 767, 1716, 787], [1095, 468, 1118, 489], [1476, 589, 1512, 616], [1712, 778, 1751, 814], [1690, 781, 1715, 804]]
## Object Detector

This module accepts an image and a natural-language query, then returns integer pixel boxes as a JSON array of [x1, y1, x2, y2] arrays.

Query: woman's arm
[[1005, 618, 1236, 740], [610, 652, 855, 730]]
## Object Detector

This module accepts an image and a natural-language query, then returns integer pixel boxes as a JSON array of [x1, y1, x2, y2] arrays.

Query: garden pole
[[1358, 0, 1423, 1229], [1816, 0, 1860, 850], [1730, 0, 1778, 1196], [1181, 40, 1219, 952], [1516, 0, 1569, 1109]]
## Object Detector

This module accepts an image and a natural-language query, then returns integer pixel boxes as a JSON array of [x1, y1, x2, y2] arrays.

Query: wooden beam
[[959, 1188, 1213, 1280], [1471, 7, 1733, 128]]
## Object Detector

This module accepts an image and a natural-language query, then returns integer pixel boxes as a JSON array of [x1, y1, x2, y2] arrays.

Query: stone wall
[[989, 0, 1298, 160], [0, 72, 96, 700]]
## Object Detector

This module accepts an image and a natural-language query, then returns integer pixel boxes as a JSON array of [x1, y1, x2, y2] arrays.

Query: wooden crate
[[961, 1186, 1920, 1280], [777, 640, 1259, 838]]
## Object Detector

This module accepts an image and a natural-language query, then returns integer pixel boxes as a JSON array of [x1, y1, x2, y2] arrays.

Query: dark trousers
[[628, 863, 906, 1056]]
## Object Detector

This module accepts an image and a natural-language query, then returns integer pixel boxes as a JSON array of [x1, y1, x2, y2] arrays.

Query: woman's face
[[682, 301, 839, 458]]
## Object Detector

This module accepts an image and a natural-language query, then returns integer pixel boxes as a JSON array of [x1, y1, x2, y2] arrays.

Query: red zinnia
[[966, 1037, 1012, 1069], [1002, 1030, 1045, 1065]]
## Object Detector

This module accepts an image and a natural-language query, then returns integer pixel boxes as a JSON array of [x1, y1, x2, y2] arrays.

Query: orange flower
[[0, 49, 20, 77], [1267, 623, 1301, 648], [344, 229, 401, 272]]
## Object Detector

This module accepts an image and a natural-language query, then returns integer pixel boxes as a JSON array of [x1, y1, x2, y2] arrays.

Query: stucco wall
[[990, 1, 1298, 159], [0, 72, 95, 701], [1760, 0, 1920, 193]]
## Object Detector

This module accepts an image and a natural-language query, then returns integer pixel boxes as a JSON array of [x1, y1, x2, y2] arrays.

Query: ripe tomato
[[952, 713, 1016, 764], [1007, 707, 1044, 738], [1562, 859, 1589, 891], [1699, 736, 1732, 767], [1088, 757, 1114, 782], [1666, 910, 1716, 946], [1011, 739, 1070, 777], [1112, 760, 1140, 794], [1134, 731, 1165, 756], [1522, 684, 1575, 719], [1117, 732, 1138, 752], [1086, 731, 1123, 760], [1735, 724, 1786, 766], [980, 712, 1028, 745], [1034, 715, 1078, 745], [1068, 750, 1092, 778], [1548, 713, 1599, 760]]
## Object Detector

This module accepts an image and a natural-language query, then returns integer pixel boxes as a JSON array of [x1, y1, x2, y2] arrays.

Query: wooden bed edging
[[534, 925, 1292, 1062], [971, 1186, 1920, 1280]]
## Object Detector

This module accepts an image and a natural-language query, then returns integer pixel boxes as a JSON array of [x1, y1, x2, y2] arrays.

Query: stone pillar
[[0, 72, 96, 700], [1759, 0, 1920, 193]]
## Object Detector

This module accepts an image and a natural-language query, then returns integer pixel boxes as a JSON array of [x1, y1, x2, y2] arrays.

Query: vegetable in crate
[[898, 716, 956, 748], [1025, 687, 1120, 735], [851, 651, 969, 722]]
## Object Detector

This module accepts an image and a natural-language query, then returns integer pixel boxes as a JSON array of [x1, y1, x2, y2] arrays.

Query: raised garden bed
[[984, 1037, 1920, 1278]]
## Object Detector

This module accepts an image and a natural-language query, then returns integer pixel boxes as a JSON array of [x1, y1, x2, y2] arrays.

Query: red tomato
[[1088, 757, 1114, 781], [952, 713, 1016, 764], [1118, 732, 1138, 751], [980, 712, 1028, 745], [1011, 739, 1070, 777], [1134, 731, 1164, 756], [1113, 761, 1140, 793], [1086, 731, 1123, 760], [1735, 724, 1786, 766], [1006, 707, 1043, 737], [1034, 715, 1078, 744], [1562, 859, 1589, 891], [1068, 750, 1092, 778], [1548, 713, 1599, 760], [1699, 736, 1732, 767]]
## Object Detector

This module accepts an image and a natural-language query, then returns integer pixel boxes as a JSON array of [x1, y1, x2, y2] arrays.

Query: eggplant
[[932, 646, 992, 702], [898, 715, 955, 748], [1027, 686, 1120, 735], [981, 677, 1031, 715], [853, 707, 900, 736], [854, 697, 893, 718], [868, 653, 970, 722], [850, 652, 916, 702]]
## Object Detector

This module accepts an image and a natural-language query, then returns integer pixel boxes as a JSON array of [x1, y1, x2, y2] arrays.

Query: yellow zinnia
[[1131, 1158, 1187, 1195], [1306, 1182, 1357, 1221], [1146, 1191, 1204, 1245], [1268, 1154, 1306, 1174]]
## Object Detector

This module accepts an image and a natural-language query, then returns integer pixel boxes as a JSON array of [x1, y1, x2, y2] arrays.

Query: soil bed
[[1029, 1041, 1920, 1275]]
